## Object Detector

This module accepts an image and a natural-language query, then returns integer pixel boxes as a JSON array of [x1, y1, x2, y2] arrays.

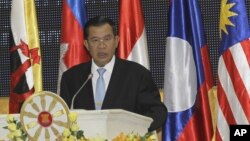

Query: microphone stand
[[70, 74, 93, 109]]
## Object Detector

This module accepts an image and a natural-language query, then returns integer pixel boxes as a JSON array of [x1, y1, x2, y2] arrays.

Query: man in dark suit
[[60, 16, 167, 132]]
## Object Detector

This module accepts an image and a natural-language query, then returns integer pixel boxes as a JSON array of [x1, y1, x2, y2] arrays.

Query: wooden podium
[[0, 91, 153, 140]]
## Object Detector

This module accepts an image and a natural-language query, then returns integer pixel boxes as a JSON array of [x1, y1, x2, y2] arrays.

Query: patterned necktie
[[95, 68, 106, 110]]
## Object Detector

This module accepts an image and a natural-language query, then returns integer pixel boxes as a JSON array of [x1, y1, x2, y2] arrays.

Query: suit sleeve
[[60, 73, 72, 108], [137, 69, 168, 131]]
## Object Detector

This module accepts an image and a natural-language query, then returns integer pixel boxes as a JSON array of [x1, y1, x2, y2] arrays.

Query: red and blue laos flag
[[58, 0, 90, 93], [216, 0, 250, 140], [163, 0, 214, 141]]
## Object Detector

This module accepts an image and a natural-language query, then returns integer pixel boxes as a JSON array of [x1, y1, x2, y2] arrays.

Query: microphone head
[[88, 73, 93, 79]]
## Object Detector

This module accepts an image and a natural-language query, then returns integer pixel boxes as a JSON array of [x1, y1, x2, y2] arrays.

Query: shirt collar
[[91, 55, 115, 74]]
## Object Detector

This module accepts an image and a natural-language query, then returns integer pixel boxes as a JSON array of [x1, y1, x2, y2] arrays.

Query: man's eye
[[104, 38, 110, 41], [92, 39, 99, 42], [104, 36, 112, 41]]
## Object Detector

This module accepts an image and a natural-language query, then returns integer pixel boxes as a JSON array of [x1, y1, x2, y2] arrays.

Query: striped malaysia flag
[[216, 0, 250, 140]]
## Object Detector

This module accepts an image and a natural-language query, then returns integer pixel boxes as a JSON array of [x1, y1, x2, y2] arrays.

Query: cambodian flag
[[163, 0, 214, 140], [57, 0, 90, 93]]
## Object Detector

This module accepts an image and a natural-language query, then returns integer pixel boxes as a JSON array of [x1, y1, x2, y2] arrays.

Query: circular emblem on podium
[[20, 91, 70, 141]]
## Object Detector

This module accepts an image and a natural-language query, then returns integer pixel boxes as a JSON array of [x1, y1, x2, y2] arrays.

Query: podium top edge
[[70, 109, 153, 121], [0, 109, 153, 122]]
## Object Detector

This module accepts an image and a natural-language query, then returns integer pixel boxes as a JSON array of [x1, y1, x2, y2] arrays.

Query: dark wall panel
[[1, 0, 249, 96]]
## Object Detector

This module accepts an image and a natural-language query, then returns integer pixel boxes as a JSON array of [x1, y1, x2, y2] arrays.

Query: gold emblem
[[20, 91, 70, 141]]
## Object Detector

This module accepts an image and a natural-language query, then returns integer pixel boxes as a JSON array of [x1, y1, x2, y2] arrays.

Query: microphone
[[70, 73, 93, 109]]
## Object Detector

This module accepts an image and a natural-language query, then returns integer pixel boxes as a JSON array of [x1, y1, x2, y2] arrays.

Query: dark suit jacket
[[60, 57, 167, 131]]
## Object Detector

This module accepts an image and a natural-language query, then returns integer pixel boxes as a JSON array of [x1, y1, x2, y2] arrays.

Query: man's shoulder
[[63, 61, 91, 75], [117, 58, 149, 71], [118, 58, 146, 69]]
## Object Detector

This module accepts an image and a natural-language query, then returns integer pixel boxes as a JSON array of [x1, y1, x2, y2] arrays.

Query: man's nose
[[98, 39, 105, 47]]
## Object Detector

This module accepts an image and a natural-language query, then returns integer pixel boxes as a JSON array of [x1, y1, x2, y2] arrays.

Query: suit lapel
[[78, 62, 96, 110], [102, 58, 124, 109], [82, 79, 95, 109]]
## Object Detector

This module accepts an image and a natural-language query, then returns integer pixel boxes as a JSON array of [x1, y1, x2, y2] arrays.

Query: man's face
[[84, 23, 119, 67]]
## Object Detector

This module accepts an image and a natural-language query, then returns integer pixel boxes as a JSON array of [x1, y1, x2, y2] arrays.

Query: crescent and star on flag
[[219, 0, 238, 38], [11, 40, 41, 65]]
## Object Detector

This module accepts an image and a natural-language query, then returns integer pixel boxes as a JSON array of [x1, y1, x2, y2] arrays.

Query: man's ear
[[84, 40, 89, 50], [115, 35, 119, 48]]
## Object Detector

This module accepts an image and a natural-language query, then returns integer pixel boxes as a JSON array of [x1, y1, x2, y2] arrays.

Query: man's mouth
[[98, 52, 106, 58]]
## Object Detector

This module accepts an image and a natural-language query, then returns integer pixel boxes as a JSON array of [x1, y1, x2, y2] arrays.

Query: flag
[[163, 0, 214, 141], [10, 0, 43, 113], [216, 0, 250, 140], [57, 0, 90, 93], [118, 0, 150, 69]]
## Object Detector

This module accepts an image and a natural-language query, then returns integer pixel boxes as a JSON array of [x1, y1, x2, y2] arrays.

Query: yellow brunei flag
[[10, 0, 43, 113]]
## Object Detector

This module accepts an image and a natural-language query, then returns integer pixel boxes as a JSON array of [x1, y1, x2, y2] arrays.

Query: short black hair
[[84, 16, 117, 39]]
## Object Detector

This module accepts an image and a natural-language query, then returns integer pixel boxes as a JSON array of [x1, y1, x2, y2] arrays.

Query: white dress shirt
[[91, 56, 115, 99]]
